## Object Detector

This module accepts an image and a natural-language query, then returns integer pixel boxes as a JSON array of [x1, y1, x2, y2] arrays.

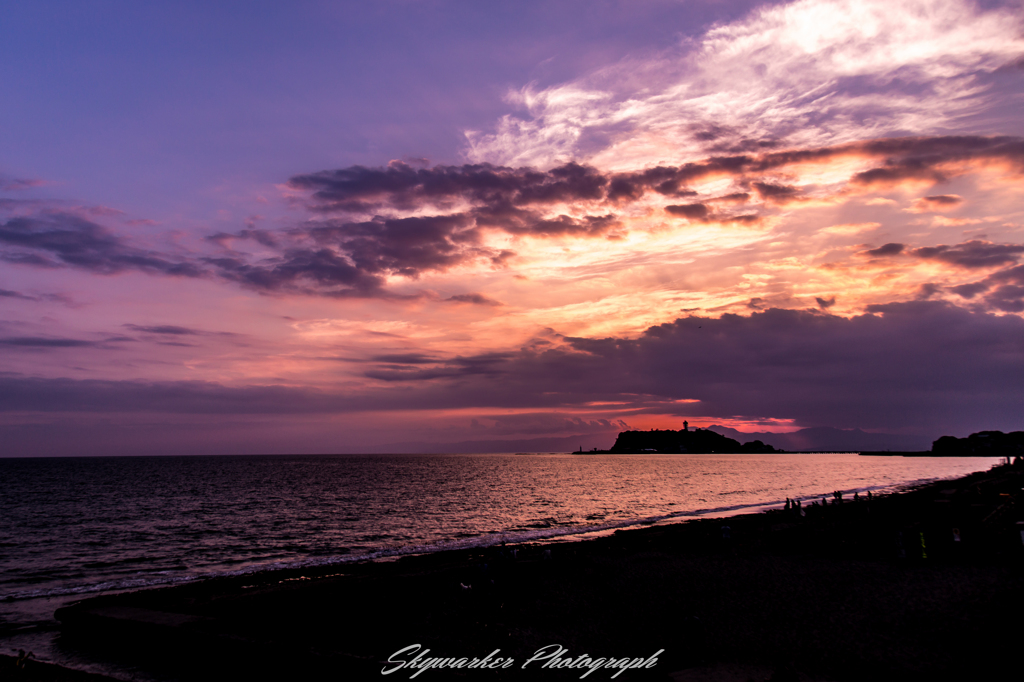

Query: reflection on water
[[0, 452, 1001, 666]]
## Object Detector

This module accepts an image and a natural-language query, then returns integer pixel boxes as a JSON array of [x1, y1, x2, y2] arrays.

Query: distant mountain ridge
[[708, 425, 932, 452]]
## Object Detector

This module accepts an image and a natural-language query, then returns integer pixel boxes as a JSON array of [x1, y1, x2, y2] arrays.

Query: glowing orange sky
[[2, 0, 1023, 454]]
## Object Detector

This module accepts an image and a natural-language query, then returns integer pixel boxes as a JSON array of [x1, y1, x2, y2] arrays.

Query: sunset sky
[[2, 0, 1023, 455]]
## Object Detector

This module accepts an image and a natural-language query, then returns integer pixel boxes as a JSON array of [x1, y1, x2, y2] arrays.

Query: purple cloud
[[951, 264, 1024, 312], [860, 243, 905, 257], [0, 213, 202, 277], [910, 240, 1024, 269], [355, 302, 1024, 434], [445, 293, 503, 306]]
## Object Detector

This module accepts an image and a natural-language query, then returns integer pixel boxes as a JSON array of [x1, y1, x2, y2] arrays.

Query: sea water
[[0, 452, 1003, 675]]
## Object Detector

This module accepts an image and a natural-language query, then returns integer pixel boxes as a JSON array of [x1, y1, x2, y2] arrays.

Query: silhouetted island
[[932, 430, 1024, 456], [579, 422, 779, 454], [862, 430, 1024, 459], [585, 427, 1024, 457]]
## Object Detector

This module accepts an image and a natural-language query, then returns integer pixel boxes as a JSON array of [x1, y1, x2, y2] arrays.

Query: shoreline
[[4, 459, 974, 627], [33, 460, 1024, 681], [9, 456, 965, 606]]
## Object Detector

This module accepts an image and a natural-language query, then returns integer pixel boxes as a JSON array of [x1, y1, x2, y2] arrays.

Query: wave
[[0, 475, 955, 606]]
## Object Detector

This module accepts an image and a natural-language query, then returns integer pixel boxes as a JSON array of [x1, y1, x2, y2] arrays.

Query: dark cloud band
[[4, 303, 1021, 437]]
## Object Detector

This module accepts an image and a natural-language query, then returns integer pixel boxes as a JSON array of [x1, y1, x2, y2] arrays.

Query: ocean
[[0, 452, 1003, 677]]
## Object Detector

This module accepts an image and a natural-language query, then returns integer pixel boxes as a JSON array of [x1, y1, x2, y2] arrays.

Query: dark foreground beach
[[7, 461, 1023, 682]]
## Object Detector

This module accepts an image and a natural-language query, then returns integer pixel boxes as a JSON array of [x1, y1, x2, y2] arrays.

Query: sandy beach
[[9, 460, 1021, 682]]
